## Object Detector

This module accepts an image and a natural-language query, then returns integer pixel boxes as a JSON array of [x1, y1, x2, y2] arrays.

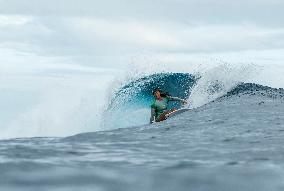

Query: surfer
[[150, 88, 188, 123]]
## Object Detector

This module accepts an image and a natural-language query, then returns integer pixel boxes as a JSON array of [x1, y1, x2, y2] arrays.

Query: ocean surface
[[1, 73, 284, 190]]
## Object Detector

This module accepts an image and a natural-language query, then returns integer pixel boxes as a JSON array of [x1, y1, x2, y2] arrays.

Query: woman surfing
[[150, 88, 188, 124]]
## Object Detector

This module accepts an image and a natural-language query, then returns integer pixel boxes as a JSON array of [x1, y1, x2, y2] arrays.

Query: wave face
[[103, 73, 196, 129], [103, 71, 267, 129]]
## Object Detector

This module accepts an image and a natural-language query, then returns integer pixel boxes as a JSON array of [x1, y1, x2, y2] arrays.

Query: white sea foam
[[187, 63, 257, 108], [0, 51, 283, 138]]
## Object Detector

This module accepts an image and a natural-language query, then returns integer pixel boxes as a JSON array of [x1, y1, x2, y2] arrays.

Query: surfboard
[[165, 108, 190, 119]]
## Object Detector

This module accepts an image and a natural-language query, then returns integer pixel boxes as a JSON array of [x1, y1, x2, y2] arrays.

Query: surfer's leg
[[156, 109, 177, 122], [156, 114, 166, 122]]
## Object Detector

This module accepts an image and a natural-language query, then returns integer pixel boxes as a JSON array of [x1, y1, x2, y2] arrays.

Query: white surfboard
[[165, 108, 190, 119]]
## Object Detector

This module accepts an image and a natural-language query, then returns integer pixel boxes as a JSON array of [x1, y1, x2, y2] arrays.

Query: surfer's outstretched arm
[[150, 108, 156, 124], [168, 96, 188, 105]]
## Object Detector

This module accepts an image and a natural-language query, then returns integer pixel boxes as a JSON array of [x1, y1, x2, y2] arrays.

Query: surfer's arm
[[168, 96, 188, 105], [150, 108, 156, 124]]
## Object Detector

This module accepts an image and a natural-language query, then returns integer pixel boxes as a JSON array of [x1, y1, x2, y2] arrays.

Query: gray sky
[[0, 0, 284, 70]]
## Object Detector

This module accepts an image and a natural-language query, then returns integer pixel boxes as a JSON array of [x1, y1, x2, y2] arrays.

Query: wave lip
[[108, 73, 196, 109], [103, 73, 196, 129]]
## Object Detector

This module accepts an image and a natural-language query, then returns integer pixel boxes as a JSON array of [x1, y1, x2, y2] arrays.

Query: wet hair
[[152, 88, 170, 97]]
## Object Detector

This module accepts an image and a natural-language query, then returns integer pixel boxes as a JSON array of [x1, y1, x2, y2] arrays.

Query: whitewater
[[1, 63, 284, 190]]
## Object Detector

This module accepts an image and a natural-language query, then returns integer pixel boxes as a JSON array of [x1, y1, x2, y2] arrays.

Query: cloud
[[66, 18, 180, 48], [1, 13, 284, 70], [36, 17, 284, 53], [0, 0, 283, 69], [0, 47, 120, 76], [0, 0, 284, 26], [175, 25, 284, 52], [0, 15, 33, 27]]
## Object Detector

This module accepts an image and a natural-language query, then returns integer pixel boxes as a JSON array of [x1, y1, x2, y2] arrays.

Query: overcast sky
[[0, 0, 284, 71]]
